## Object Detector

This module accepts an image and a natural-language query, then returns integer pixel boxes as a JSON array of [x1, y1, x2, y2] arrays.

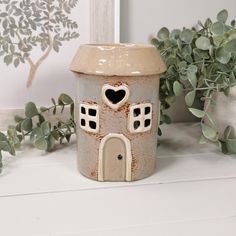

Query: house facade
[[71, 44, 166, 181]]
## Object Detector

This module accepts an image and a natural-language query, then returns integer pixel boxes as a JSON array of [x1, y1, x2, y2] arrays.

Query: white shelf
[[0, 123, 236, 235]]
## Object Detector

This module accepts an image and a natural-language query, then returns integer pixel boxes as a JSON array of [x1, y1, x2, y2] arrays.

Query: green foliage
[[152, 9, 236, 154], [0, 93, 75, 173], [0, 0, 79, 67]]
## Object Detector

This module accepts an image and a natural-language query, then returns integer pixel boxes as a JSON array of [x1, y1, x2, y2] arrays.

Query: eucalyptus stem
[[0, 94, 75, 173]]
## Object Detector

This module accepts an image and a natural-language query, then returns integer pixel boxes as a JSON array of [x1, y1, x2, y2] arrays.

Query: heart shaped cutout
[[102, 84, 130, 110]]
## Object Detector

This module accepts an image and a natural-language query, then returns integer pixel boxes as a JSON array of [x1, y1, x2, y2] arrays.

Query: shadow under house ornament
[[70, 44, 166, 182]]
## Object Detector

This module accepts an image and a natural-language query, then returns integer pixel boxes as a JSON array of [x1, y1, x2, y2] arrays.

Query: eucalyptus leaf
[[173, 81, 184, 96], [34, 137, 48, 151], [21, 118, 33, 132], [41, 121, 51, 136], [187, 71, 197, 88], [25, 102, 38, 118], [170, 29, 181, 40], [224, 39, 236, 53], [217, 9, 228, 23], [211, 22, 224, 35], [195, 36, 211, 50], [157, 27, 169, 41], [224, 126, 234, 139], [215, 47, 231, 64], [180, 29, 194, 44], [188, 108, 205, 118], [47, 135, 55, 151], [201, 124, 218, 141], [58, 94, 73, 105], [225, 139, 236, 154], [185, 91, 196, 107]]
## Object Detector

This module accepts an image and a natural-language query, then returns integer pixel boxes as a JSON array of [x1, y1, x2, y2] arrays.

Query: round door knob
[[117, 154, 123, 160]]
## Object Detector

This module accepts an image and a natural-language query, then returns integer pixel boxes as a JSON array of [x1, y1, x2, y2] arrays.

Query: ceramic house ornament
[[70, 44, 166, 181]]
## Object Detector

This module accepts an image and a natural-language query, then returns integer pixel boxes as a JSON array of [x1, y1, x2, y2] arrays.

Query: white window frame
[[128, 103, 152, 133], [79, 103, 99, 133]]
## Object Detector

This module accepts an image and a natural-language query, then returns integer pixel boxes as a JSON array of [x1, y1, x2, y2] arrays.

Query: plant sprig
[[152, 9, 236, 154], [0, 93, 76, 172]]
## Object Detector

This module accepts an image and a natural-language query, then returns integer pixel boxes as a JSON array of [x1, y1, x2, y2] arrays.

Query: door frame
[[98, 133, 132, 181]]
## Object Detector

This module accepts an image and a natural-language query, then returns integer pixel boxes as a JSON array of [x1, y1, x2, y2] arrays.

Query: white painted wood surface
[[90, 0, 120, 43], [0, 123, 236, 235]]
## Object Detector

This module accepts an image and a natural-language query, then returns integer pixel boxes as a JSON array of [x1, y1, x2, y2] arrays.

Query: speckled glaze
[[70, 44, 166, 182]]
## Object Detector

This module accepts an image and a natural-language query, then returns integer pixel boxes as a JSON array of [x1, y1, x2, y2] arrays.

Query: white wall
[[121, 0, 236, 43], [0, 0, 90, 109], [120, 0, 236, 122]]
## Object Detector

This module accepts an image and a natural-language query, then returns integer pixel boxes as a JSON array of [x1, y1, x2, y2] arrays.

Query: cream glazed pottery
[[70, 44, 166, 182]]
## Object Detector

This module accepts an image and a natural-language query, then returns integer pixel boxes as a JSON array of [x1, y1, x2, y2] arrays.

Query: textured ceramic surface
[[70, 44, 166, 76], [71, 44, 166, 182]]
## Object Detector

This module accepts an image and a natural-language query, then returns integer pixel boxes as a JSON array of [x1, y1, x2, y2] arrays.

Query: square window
[[79, 103, 99, 133], [128, 103, 152, 133]]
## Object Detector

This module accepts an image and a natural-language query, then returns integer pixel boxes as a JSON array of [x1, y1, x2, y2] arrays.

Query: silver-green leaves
[[195, 36, 211, 50], [152, 9, 236, 154], [0, 94, 76, 173]]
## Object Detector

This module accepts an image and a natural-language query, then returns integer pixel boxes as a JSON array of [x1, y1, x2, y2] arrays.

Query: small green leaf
[[224, 126, 234, 140], [157, 27, 169, 41], [201, 124, 218, 142], [4, 55, 13, 65], [0, 141, 11, 152], [213, 35, 224, 46], [0, 132, 7, 141], [224, 39, 236, 53], [206, 112, 216, 126], [211, 22, 224, 35], [195, 36, 211, 50], [187, 71, 197, 88], [58, 94, 74, 105], [21, 118, 33, 132], [180, 29, 194, 44], [170, 29, 181, 40], [188, 108, 205, 118], [46, 135, 55, 151], [217, 9, 228, 23], [173, 81, 184, 96], [41, 122, 51, 136], [40, 107, 49, 112], [215, 47, 231, 64], [25, 102, 38, 118], [34, 137, 48, 151], [225, 139, 236, 154], [185, 91, 196, 107]]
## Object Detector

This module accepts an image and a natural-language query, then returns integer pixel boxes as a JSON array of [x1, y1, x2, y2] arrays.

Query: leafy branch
[[152, 9, 236, 154], [0, 93, 75, 173]]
